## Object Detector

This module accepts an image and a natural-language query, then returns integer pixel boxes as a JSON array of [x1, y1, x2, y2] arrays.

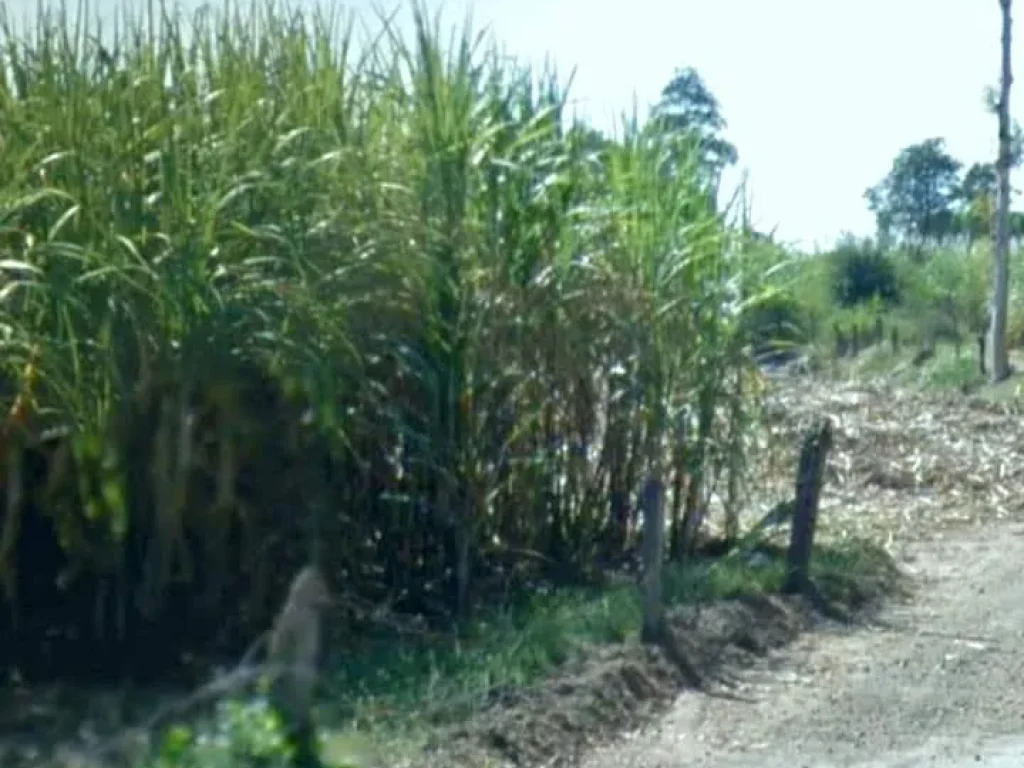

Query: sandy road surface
[[583, 522, 1024, 768]]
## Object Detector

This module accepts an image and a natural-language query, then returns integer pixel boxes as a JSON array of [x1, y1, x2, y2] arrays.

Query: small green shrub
[[830, 238, 901, 307], [741, 292, 811, 363], [149, 699, 293, 768], [918, 349, 983, 391]]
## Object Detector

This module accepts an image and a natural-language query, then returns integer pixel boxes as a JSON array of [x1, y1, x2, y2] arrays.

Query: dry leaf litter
[[755, 371, 1024, 552]]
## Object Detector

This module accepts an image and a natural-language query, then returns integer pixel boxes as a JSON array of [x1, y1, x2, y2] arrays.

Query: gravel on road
[[582, 519, 1024, 768]]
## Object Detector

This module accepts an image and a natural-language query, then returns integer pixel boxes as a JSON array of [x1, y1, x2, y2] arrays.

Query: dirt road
[[583, 522, 1024, 768]]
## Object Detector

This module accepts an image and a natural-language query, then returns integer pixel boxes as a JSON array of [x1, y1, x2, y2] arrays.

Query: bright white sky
[[370, 0, 1009, 251], [51, 0, 1023, 248]]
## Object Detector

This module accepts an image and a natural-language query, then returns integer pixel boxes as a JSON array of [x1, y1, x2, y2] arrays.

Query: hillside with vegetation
[[0, 2, 1018, 768]]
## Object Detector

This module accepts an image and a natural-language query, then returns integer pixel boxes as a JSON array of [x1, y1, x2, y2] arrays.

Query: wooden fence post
[[833, 323, 847, 359], [783, 419, 833, 595], [639, 476, 666, 644], [268, 566, 332, 768]]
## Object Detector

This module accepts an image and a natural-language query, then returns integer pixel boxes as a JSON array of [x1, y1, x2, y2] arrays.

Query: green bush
[[830, 237, 902, 307], [741, 292, 811, 363]]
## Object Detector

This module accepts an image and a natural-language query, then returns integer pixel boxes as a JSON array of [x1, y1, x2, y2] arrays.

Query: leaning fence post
[[268, 566, 332, 768], [783, 418, 833, 595], [639, 476, 666, 643]]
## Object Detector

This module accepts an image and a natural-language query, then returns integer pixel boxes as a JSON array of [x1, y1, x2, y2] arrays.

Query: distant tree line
[[865, 133, 1024, 254]]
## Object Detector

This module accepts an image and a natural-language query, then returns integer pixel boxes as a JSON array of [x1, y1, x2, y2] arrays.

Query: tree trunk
[[988, 0, 1014, 382]]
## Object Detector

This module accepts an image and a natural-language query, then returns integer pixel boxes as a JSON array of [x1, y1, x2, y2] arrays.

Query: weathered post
[[267, 565, 332, 768], [783, 419, 833, 596], [890, 326, 899, 353], [833, 325, 847, 359], [639, 476, 666, 644]]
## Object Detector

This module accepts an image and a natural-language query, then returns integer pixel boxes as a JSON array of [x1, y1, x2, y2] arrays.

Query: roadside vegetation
[[142, 538, 891, 768], [0, 1, 976, 767], [762, 134, 1024, 395]]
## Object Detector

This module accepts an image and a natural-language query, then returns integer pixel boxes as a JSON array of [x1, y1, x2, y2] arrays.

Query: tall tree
[[865, 138, 962, 252], [988, 0, 1014, 382], [961, 161, 998, 203], [649, 67, 737, 189], [958, 162, 997, 247]]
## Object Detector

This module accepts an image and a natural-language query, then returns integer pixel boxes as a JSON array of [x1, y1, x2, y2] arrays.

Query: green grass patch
[[809, 538, 904, 607], [828, 336, 986, 393], [145, 537, 896, 768], [915, 348, 984, 391], [823, 334, 1024, 411], [318, 538, 894, 736]]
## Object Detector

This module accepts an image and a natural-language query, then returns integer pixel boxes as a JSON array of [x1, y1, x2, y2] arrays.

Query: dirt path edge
[[424, 559, 905, 768]]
